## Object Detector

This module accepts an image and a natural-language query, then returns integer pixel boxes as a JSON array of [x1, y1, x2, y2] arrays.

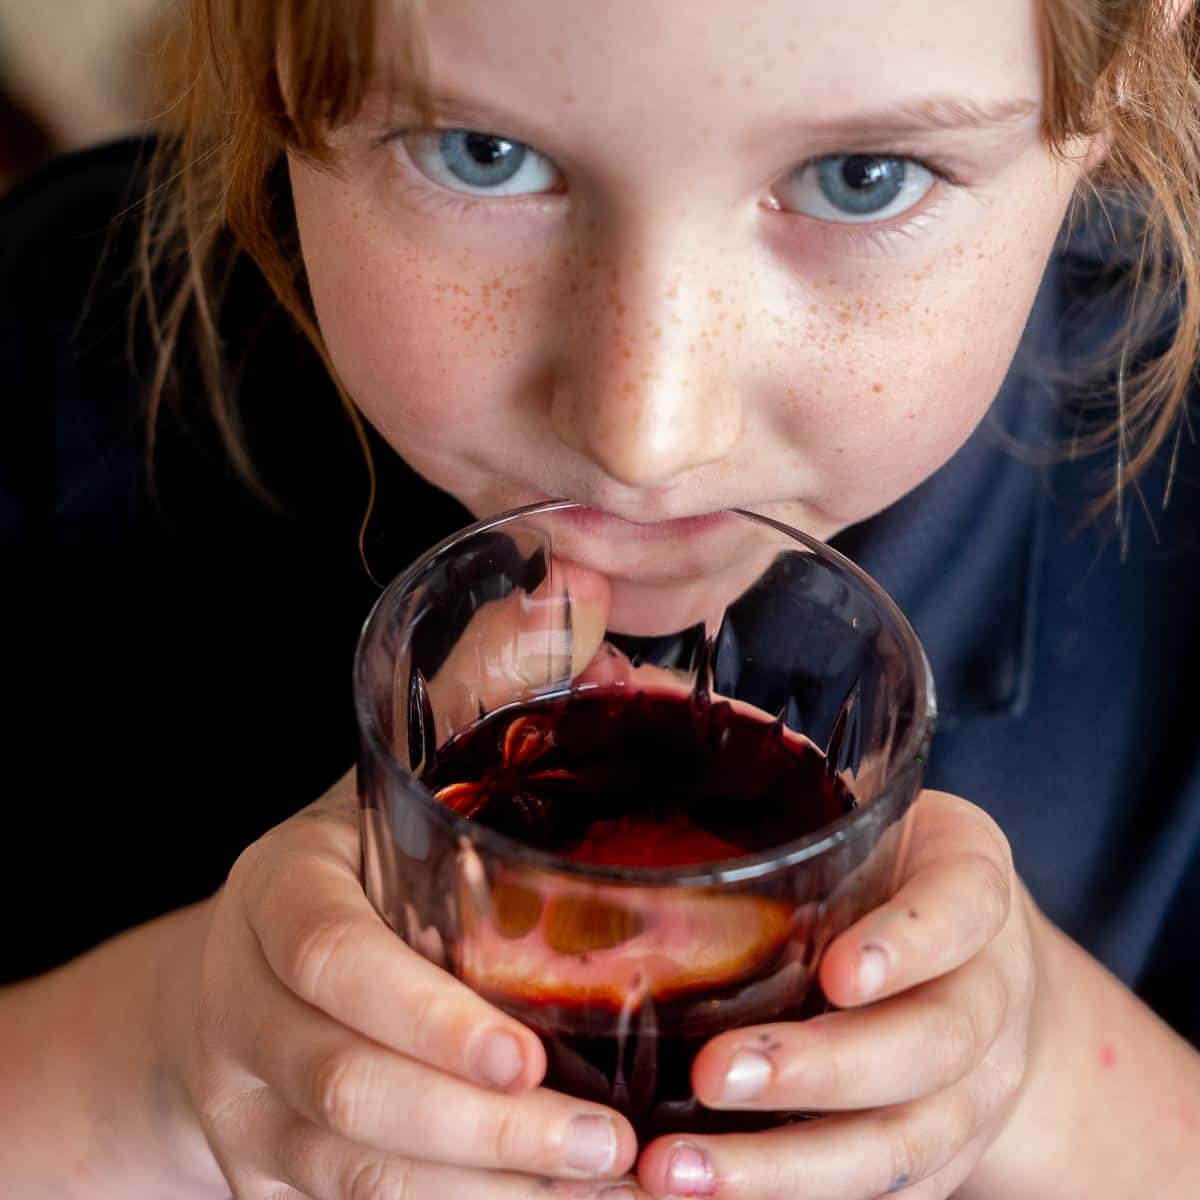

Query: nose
[[549, 227, 743, 492]]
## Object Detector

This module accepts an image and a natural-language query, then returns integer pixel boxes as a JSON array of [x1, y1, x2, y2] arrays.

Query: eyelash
[[383, 129, 963, 245]]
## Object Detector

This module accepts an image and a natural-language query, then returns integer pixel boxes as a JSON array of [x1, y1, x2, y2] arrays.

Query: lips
[[545, 502, 736, 542]]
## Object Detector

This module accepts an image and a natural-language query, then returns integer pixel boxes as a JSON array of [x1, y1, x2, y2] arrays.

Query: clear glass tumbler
[[355, 501, 935, 1139]]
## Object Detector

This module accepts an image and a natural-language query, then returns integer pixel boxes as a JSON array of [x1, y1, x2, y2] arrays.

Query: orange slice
[[460, 876, 793, 1009]]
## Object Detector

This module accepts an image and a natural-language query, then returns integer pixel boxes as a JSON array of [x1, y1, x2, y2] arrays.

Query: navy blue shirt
[[3, 142, 1197, 1043]]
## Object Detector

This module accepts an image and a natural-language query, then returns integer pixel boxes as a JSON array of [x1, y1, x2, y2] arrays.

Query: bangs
[[194, 0, 429, 157]]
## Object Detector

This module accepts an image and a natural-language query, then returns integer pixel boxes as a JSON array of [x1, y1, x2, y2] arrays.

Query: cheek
[[288, 158, 546, 458], [776, 179, 1071, 526]]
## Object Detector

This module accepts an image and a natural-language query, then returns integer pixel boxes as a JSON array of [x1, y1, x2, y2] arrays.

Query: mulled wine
[[421, 685, 856, 1136]]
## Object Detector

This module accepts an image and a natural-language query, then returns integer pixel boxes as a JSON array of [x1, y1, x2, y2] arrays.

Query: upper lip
[[529, 489, 743, 527]]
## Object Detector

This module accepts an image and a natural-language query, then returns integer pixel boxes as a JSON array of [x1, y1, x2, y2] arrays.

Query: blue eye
[[401, 129, 562, 196], [774, 154, 935, 223]]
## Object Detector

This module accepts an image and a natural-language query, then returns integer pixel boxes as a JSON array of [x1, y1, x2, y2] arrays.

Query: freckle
[[837, 310, 852, 324], [1099, 1043, 1117, 1069], [871, 382, 884, 394], [837, 332, 848, 343], [561, 92, 576, 105], [709, 288, 723, 302], [908, 908, 919, 919]]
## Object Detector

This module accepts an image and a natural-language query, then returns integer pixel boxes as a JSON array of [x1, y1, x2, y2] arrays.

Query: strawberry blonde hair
[[139, 0, 1200, 527]]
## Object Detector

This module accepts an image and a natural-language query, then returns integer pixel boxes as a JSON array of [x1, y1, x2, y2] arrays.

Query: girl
[[3, 1, 1199, 1197]]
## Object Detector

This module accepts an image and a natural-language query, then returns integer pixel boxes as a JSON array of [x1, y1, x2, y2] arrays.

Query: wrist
[[963, 899, 1200, 1199], [0, 900, 229, 1199], [143, 897, 230, 1197], [959, 893, 1067, 1197]]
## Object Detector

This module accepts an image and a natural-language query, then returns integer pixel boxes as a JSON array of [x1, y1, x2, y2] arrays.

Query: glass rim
[[353, 499, 937, 887]]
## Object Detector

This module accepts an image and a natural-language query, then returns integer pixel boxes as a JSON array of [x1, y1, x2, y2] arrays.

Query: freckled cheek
[[316, 265, 541, 433], [777, 273, 1032, 522], [296, 208, 551, 449]]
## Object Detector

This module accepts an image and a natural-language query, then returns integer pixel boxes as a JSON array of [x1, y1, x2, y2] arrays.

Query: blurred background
[[0, 0, 175, 194]]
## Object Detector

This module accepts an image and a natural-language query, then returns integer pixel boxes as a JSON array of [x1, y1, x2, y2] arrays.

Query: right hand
[[176, 767, 644, 1200]]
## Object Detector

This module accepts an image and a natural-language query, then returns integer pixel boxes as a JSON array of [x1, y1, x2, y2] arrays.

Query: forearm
[[965, 907, 1200, 1198], [0, 899, 229, 1199]]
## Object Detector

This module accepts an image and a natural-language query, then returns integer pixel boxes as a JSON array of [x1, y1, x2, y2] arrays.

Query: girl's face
[[291, 0, 1089, 585]]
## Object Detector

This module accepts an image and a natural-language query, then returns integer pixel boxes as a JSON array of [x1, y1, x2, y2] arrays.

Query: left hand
[[636, 790, 1045, 1199]]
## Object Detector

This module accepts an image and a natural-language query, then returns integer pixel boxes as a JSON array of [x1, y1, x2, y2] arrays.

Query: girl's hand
[[174, 769, 646, 1200], [637, 790, 1043, 1200]]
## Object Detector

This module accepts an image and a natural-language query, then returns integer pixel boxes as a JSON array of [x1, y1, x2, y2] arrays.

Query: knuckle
[[197, 1081, 254, 1141], [344, 1155, 413, 1200], [403, 983, 449, 1062], [881, 1116, 928, 1192], [228, 836, 268, 886], [879, 1098, 968, 1192], [971, 806, 1009, 856], [962, 852, 1012, 934], [313, 1049, 378, 1140], [287, 914, 357, 1003], [481, 1102, 528, 1165], [981, 1040, 1029, 1120], [950, 1086, 981, 1145], [933, 1003, 983, 1081], [808, 1036, 846, 1101]]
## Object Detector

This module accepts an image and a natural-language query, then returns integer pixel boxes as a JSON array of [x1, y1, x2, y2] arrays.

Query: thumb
[[426, 555, 611, 740]]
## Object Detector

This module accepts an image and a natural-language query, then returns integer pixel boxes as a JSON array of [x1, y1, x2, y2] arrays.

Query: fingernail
[[858, 944, 888, 999], [721, 1049, 773, 1103], [566, 1114, 617, 1175], [471, 1027, 524, 1089], [666, 1143, 715, 1196]]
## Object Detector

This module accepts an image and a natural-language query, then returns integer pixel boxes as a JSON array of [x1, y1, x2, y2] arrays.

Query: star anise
[[432, 713, 574, 823]]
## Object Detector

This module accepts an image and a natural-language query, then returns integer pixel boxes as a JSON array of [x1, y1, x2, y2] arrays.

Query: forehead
[[398, 0, 1043, 126]]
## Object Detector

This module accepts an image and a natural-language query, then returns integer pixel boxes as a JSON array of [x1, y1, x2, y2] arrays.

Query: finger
[[637, 1075, 995, 1200], [243, 841, 548, 1094], [231, 935, 637, 1180], [880, 1129, 989, 1199], [277, 1120, 647, 1200], [691, 950, 1010, 1111], [428, 555, 611, 738], [242, 1087, 648, 1200], [819, 791, 1013, 1007]]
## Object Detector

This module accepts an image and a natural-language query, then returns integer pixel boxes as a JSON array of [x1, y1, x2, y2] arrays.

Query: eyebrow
[[795, 96, 1040, 138], [367, 86, 1040, 149]]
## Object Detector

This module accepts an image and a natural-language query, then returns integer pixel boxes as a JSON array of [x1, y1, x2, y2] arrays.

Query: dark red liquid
[[422, 686, 855, 1138], [423, 686, 854, 867]]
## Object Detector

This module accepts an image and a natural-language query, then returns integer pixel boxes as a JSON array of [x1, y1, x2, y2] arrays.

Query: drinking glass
[[355, 501, 935, 1139]]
